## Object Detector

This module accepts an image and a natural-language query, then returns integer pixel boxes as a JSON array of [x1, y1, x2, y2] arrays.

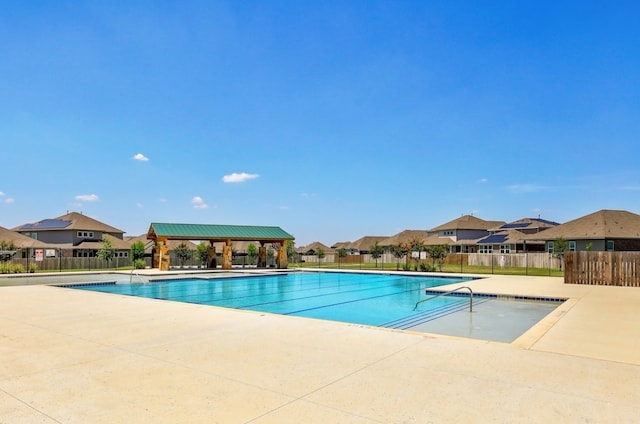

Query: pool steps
[[382, 297, 490, 330]]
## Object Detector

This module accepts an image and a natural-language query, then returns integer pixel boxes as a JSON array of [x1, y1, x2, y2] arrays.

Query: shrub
[[134, 259, 146, 269], [12, 264, 25, 273], [402, 263, 412, 271], [419, 263, 436, 272], [28, 263, 38, 273]]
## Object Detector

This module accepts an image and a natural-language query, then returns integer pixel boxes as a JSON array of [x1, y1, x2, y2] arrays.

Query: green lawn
[[290, 260, 564, 277]]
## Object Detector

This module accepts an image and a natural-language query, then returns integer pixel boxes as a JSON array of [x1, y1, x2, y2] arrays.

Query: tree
[[337, 248, 348, 268], [196, 242, 209, 267], [428, 245, 447, 271], [97, 236, 115, 266], [247, 243, 258, 266], [390, 244, 409, 270], [316, 247, 325, 267], [267, 246, 275, 266], [130, 241, 146, 269], [174, 242, 193, 267], [370, 242, 384, 268], [0, 240, 17, 262], [553, 237, 570, 270], [285, 240, 296, 264], [409, 238, 426, 270]]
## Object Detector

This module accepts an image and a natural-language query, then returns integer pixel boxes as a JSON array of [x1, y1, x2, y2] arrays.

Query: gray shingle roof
[[429, 215, 505, 232], [14, 212, 124, 234], [528, 210, 640, 240], [0, 226, 53, 249]]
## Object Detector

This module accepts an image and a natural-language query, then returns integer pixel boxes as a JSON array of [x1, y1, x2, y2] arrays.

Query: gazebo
[[147, 223, 295, 270]]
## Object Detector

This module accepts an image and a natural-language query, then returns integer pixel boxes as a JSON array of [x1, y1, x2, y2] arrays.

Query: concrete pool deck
[[1, 271, 638, 423]]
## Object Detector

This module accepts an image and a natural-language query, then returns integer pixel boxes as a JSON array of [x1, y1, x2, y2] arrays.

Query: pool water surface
[[67, 272, 563, 342]]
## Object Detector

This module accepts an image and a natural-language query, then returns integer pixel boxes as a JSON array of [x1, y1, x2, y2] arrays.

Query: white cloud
[[301, 192, 317, 198], [133, 153, 149, 162], [280, 205, 289, 210], [76, 194, 99, 202], [222, 172, 259, 183], [479, 178, 488, 183], [0, 191, 4, 196], [4, 198, 15, 204], [192, 196, 208, 209], [136, 202, 144, 208]]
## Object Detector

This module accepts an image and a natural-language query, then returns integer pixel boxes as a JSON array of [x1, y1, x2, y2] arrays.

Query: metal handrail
[[130, 270, 148, 284], [413, 286, 473, 312]]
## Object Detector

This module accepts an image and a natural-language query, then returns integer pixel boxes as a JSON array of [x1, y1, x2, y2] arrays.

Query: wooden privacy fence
[[467, 253, 560, 269], [564, 251, 640, 287], [6, 257, 139, 272]]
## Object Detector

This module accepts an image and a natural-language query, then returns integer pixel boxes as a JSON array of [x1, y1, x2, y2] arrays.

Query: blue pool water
[[67, 272, 563, 341], [70, 272, 475, 328]]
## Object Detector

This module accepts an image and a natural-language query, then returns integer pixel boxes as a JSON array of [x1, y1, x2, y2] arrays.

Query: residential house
[[14, 212, 131, 258], [332, 236, 389, 255], [476, 217, 560, 254], [296, 241, 333, 256], [428, 215, 505, 253], [529, 209, 640, 252], [378, 230, 430, 247], [0, 225, 53, 259]]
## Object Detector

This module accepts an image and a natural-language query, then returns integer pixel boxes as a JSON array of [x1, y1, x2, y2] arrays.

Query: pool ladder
[[130, 270, 148, 284], [413, 286, 474, 312]]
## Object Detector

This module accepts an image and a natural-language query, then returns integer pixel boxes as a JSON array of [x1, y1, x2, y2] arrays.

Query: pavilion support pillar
[[277, 241, 288, 269], [258, 245, 267, 268], [222, 240, 233, 270], [153, 239, 170, 271], [207, 243, 217, 269]]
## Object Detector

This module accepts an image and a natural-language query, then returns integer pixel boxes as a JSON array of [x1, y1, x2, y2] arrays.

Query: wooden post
[[222, 240, 232, 270], [153, 240, 170, 271], [258, 245, 267, 268], [277, 241, 288, 269]]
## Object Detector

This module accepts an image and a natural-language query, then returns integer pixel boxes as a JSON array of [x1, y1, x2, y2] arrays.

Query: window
[[77, 231, 94, 238], [606, 240, 615, 251], [442, 230, 454, 236], [27, 233, 38, 240], [500, 244, 511, 254], [569, 241, 576, 252], [479, 245, 493, 254], [547, 241, 554, 254], [115, 252, 129, 258]]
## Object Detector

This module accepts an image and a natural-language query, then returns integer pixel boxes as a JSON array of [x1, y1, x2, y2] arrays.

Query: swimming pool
[[66, 271, 563, 342]]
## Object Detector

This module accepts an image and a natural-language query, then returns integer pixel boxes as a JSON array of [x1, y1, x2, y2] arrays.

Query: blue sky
[[2, 1, 639, 246]]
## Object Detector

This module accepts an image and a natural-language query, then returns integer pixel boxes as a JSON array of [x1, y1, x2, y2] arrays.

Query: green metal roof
[[148, 223, 294, 241]]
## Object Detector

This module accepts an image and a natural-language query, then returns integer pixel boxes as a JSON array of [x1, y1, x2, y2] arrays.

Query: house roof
[[0, 226, 53, 249], [379, 230, 429, 246], [333, 236, 390, 251], [528, 210, 640, 240], [489, 217, 560, 232], [296, 241, 333, 254], [478, 229, 544, 245], [351, 236, 389, 251], [429, 215, 505, 232], [13, 212, 124, 234], [147, 223, 294, 242]]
